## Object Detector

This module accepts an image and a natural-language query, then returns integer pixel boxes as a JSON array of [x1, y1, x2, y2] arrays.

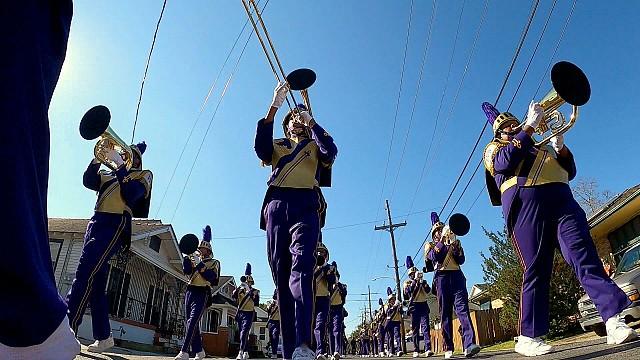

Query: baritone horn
[[79, 105, 133, 170], [527, 61, 591, 146]]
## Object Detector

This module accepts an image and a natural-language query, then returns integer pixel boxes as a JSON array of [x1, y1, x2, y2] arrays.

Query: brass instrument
[[240, 0, 316, 118], [522, 61, 591, 146], [79, 105, 133, 170], [178, 233, 199, 255]]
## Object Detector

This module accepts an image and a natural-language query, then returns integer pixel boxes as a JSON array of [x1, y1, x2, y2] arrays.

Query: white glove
[[297, 110, 314, 127], [270, 82, 290, 109], [192, 254, 202, 265], [524, 100, 544, 129], [550, 133, 564, 152], [106, 149, 124, 168]]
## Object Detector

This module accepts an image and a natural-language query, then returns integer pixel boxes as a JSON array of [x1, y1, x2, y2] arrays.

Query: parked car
[[577, 242, 640, 335]]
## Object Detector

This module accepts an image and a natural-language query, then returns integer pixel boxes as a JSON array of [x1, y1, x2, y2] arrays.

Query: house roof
[[211, 293, 235, 306], [48, 218, 169, 236], [588, 184, 640, 226]]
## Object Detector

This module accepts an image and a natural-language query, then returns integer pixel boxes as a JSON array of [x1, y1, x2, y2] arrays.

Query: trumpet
[[79, 105, 133, 170], [518, 61, 591, 146]]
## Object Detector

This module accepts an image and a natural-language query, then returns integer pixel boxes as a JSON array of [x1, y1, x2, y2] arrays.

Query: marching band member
[[267, 290, 281, 359], [175, 226, 220, 360], [0, 3, 77, 359], [314, 244, 337, 359], [67, 142, 153, 353], [369, 316, 378, 357], [233, 263, 261, 360], [329, 269, 348, 360], [403, 257, 434, 358], [350, 337, 357, 356], [376, 299, 387, 357], [482, 101, 636, 356], [384, 287, 403, 357], [254, 82, 338, 360], [361, 324, 370, 357], [425, 213, 479, 359]]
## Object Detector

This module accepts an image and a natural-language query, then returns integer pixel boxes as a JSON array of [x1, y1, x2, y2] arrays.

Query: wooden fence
[[428, 308, 515, 353]]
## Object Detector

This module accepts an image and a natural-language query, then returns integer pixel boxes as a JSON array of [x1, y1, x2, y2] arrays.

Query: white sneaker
[[175, 351, 190, 360], [333, 352, 341, 360], [396, 351, 403, 357], [293, 345, 317, 360], [425, 350, 434, 357], [514, 335, 553, 356], [195, 350, 206, 359], [236, 351, 244, 359], [244, 351, 251, 359], [413, 351, 420, 358], [87, 336, 115, 353], [464, 344, 480, 358], [317, 354, 327, 360], [444, 351, 453, 359], [606, 314, 637, 344], [0, 318, 81, 360]]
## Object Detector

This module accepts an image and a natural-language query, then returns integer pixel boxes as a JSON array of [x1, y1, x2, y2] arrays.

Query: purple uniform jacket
[[403, 279, 431, 301], [492, 131, 576, 223], [332, 282, 348, 306], [182, 257, 219, 285], [427, 241, 465, 268], [83, 161, 146, 211]]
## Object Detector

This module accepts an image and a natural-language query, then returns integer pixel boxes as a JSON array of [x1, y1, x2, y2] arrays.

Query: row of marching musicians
[[350, 212, 481, 360]]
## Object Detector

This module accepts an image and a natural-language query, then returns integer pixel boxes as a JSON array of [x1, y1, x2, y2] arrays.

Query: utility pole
[[374, 199, 407, 353], [368, 285, 373, 322]]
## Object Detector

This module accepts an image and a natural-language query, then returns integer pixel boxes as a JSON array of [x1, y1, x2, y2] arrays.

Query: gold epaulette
[[483, 140, 509, 176], [125, 170, 153, 198]]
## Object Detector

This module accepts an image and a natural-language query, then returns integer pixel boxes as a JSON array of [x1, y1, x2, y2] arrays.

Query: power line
[[400, 0, 542, 282], [364, 0, 416, 286], [131, 0, 168, 143], [154, 0, 264, 218], [168, 14, 260, 222], [438, 0, 541, 217], [463, 0, 577, 217], [406, 0, 486, 215], [389, 0, 440, 201], [443, 0, 560, 220]]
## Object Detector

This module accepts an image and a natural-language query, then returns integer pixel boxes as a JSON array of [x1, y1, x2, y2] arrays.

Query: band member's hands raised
[[524, 100, 544, 131], [550, 133, 564, 152], [106, 149, 125, 168], [271, 82, 290, 109], [297, 110, 315, 127]]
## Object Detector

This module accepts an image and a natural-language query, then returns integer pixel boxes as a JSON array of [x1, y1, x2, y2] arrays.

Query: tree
[[572, 177, 614, 215], [480, 227, 584, 337]]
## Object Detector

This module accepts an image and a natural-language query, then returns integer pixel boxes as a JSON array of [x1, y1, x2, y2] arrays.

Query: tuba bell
[[79, 105, 134, 170], [526, 61, 591, 146]]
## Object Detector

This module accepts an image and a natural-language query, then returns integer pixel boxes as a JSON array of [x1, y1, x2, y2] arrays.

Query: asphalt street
[[74, 336, 640, 360]]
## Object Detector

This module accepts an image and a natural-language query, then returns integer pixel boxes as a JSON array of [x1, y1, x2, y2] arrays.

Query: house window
[[480, 300, 492, 310], [149, 235, 161, 253], [107, 266, 131, 318], [259, 326, 266, 341], [609, 215, 640, 256], [50, 239, 63, 270]]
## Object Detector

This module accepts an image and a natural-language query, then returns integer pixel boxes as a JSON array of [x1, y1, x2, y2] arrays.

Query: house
[[468, 283, 503, 311], [588, 184, 640, 263], [48, 218, 239, 355]]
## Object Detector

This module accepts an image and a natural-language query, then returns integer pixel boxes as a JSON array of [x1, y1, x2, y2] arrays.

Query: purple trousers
[[361, 339, 370, 355], [377, 324, 386, 354], [371, 335, 378, 354], [0, 0, 72, 347], [265, 188, 321, 359], [181, 286, 207, 353], [329, 305, 344, 354], [509, 184, 631, 337], [385, 321, 401, 354], [434, 270, 475, 351], [268, 320, 280, 355], [410, 302, 431, 352], [67, 212, 129, 340], [237, 310, 254, 353], [314, 296, 330, 355]]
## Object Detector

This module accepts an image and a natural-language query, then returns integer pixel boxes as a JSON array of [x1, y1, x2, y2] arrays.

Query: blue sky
[[48, 0, 640, 333]]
